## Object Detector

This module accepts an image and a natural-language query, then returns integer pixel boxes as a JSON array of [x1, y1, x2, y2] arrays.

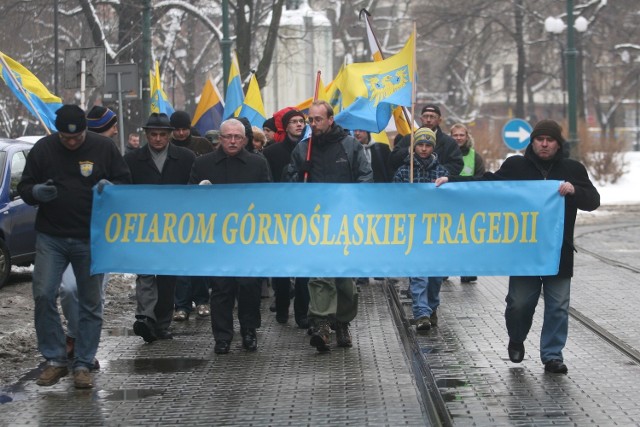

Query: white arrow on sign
[[505, 127, 530, 143]]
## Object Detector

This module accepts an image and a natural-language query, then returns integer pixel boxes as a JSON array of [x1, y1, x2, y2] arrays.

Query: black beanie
[[530, 119, 565, 145], [263, 117, 277, 132], [87, 105, 117, 134], [55, 105, 87, 133], [237, 117, 253, 141], [281, 109, 304, 127], [170, 111, 192, 129]]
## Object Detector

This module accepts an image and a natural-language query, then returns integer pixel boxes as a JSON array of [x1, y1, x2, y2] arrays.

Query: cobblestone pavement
[[0, 281, 429, 426], [393, 205, 640, 425]]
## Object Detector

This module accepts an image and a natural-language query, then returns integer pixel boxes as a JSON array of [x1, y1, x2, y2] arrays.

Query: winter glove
[[95, 179, 113, 195], [298, 160, 313, 181], [32, 179, 58, 203]]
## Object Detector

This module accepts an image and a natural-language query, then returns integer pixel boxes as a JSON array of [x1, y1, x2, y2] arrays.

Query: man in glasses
[[189, 118, 271, 355]]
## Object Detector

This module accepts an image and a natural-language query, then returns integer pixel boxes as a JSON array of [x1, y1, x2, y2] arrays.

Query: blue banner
[[91, 182, 565, 277]]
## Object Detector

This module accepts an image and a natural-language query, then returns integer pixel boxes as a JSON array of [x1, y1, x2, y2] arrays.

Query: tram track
[[572, 219, 640, 365]]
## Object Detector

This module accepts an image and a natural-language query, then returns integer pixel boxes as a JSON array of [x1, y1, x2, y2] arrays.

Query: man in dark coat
[[263, 107, 310, 328], [436, 119, 600, 374], [124, 113, 196, 343], [18, 104, 131, 389], [190, 118, 271, 354], [389, 104, 463, 176], [170, 110, 214, 157], [353, 129, 391, 183]]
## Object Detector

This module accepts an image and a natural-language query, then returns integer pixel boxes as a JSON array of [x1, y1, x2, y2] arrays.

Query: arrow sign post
[[502, 118, 532, 151]]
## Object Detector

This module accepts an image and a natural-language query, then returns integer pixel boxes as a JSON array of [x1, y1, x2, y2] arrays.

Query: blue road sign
[[502, 119, 532, 151]]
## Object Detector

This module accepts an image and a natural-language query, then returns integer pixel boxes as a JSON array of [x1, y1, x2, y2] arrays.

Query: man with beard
[[286, 100, 372, 352]]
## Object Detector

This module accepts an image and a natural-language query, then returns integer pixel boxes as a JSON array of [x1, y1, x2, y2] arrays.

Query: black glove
[[32, 179, 58, 203], [95, 179, 113, 194]]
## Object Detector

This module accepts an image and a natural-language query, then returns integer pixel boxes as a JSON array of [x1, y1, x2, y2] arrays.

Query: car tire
[[0, 238, 10, 289]]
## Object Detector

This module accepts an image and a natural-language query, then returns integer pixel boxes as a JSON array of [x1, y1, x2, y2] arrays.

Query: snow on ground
[[594, 151, 640, 206]]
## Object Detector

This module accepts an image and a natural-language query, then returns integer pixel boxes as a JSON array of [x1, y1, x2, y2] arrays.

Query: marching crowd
[[17, 100, 599, 389]]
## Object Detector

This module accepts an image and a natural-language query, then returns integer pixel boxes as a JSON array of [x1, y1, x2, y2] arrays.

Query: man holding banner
[[287, 100, 372, 352], [18, 105, 131, 388], [436, 119, 600, 374], [190, 118, 271, 354]]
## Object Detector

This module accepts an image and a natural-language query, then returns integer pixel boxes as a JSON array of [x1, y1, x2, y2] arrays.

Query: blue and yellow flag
[[192, 75, 224, 134], [223, 52, 244, 120], [239, 74, 266, 128], [150, 61, 174, 116], [334, 31, 415, 133], [0, 51, 62, 132]]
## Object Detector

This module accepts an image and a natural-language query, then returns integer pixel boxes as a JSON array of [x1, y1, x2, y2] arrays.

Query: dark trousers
[[135, 274, 176, 332], [174, 276, 210, 312], [273, 277, 310, 321], [210, 277, 261, 342]]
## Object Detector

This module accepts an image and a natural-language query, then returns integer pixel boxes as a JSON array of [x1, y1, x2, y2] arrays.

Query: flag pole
[[303, 70, 321, 183], [359, 9, 415, 136], [0, 53, 52, 135], [409, 23, 417, 183]]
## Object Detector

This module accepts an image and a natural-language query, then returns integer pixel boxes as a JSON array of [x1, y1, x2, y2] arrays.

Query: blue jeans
[[59, 265, 109, 339], [32, 233, 104, 371], [174, 276, 210, 312], [505, 275, 571, 363], [409, 276, 443, 319]]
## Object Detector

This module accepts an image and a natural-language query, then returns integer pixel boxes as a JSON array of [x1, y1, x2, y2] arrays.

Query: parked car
[[0, 138, 37, 289]]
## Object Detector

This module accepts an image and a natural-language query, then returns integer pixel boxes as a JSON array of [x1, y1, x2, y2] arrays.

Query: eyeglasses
[[288, 118, 306, 125], [220, 134, 245, 141]]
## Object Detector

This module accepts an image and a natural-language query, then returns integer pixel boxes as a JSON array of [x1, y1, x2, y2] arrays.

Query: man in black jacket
[[436, 119, 600, 374], [287, 101, 373, 353], [124, 113, 196, 343], [18, 104, 131, 389], [190, 118, 271, 354], [262, 108, 310, 328], [389, 104, 463, 176]]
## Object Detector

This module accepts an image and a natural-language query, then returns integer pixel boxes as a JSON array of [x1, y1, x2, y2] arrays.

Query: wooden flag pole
[[409, 23, 417, 183]]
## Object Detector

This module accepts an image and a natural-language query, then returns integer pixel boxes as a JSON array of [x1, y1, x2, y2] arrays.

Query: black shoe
[[276, 314, 288, 324], [461, 276, 477, 283], [295, 315, 310, 329], [214, 340, 230, 354], [544, 359, 568, 374], [269, 301, 276, 312], [508, 340, 525, 363], [156, 330, 173, 340], [133, 319, 157, 343], [241, 329, 258, 352]]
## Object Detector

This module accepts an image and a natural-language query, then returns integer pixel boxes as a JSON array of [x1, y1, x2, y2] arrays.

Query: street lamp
[[545, 2, 589, 158]]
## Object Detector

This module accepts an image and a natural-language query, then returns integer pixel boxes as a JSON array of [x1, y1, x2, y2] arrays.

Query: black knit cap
[[236, 117, 254, 141], [55, 104, 87, 133], [421, 104, 441, 116], [87, 105, 117, 133], [170, 110, 192, 129], [263, 117, 277, 132], [530, 119, 565, 145], [142, 113, 173, 130], [282, 109, 305, 127]]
